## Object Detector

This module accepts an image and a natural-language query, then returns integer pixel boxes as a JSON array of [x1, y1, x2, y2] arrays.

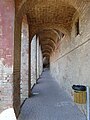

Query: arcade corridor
[[0, 0, 90, 119], [18, 70, 86, 120]]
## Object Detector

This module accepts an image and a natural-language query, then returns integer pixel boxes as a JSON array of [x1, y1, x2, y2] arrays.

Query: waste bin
[[72, 85, 86, 104]]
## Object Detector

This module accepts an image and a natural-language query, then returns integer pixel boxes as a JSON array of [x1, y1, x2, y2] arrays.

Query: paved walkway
[[18, 70, 86, 120]]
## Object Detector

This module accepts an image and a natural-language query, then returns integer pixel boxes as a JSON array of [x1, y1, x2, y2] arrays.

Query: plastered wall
[[50, 7, 90, 114]]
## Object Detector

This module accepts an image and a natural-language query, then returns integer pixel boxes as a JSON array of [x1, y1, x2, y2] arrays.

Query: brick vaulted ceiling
[[15, 0, 88, 58]]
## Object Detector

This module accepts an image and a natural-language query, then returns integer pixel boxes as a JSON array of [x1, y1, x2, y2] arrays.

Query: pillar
[[13, 18, 21, 117], [28, 36, 31, 97], [31, 35, 37, 88], [20, 16, 29, 103], [36, 37, 40, 79], [39, 45, 43, 75]]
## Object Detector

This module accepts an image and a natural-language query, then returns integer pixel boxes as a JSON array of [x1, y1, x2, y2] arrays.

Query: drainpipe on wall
[[87, 86, 90, 120]]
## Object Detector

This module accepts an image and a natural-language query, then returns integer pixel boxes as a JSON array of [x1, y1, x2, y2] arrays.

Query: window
[[75, 18, 79, 36], [61, 33, 64, 38]]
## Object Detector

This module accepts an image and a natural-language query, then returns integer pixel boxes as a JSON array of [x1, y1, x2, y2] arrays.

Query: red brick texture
[[0, 0, 15, 113]]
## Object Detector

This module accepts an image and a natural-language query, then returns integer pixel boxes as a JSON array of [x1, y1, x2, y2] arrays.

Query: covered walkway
[[18, 70, 86, 120]]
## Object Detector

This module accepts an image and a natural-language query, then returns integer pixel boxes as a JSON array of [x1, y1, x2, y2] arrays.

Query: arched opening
[[43, 57, 50, 69]]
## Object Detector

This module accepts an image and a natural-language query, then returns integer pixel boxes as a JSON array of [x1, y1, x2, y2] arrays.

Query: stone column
[[28, 37, 31, 97], [41, 49, 43, 74], [36, 37, 40, 79], [39, 45, 43, 75], [20, 16, 29, 104], [31, 35, 37, 88]]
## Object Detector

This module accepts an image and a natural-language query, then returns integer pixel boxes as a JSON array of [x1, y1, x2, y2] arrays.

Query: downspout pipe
[[87, 86, 90, 120]]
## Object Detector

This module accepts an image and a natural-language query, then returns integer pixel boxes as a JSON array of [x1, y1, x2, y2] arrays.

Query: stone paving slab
[[18, 70, 86, 120]]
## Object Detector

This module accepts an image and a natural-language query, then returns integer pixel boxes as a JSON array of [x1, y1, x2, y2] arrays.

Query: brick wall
[[0, 1, 14, 113], [13, 18, 22, 118], [50, 6, 90, 114]]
